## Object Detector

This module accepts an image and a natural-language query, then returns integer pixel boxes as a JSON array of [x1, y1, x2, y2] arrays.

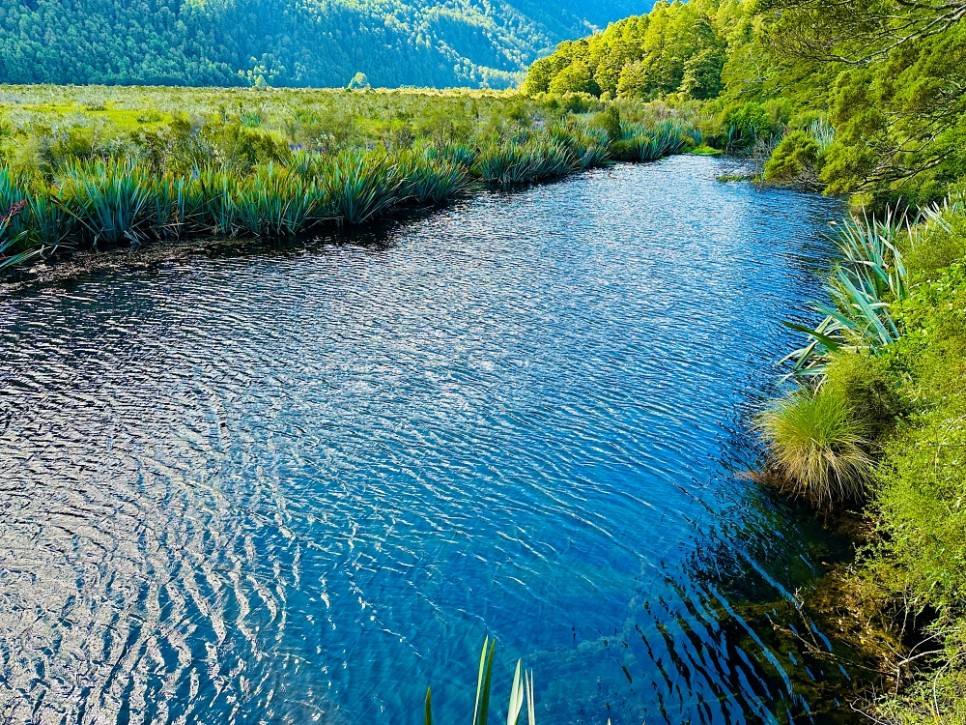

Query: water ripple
[[0, 157, 848, 724]]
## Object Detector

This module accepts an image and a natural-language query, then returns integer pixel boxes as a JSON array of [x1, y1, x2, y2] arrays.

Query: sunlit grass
[[756, 385, 873, 508]]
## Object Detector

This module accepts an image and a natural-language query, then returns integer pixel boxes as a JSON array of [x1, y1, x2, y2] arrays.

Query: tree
[[347, 71, 371, 89]]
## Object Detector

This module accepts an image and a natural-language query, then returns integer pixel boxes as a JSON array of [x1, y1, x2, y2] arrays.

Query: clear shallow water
[[0, 156, 848, 724]]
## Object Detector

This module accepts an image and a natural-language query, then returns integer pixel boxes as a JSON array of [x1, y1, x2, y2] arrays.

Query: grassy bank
[[0, 86, 702, 271], [757, 200, 966, 721]]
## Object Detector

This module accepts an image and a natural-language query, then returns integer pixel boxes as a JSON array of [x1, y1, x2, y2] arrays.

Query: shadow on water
[[0, 156, 867, 723]]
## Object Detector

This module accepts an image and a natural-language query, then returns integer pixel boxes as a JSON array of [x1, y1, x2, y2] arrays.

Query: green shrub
[[763, 130, 822, 190], [904, 201, 966, 283], [873, 261, 966, 610], [756, 385, 873, 508], [723, 102, 773, 151], [824, 351, 902, 441]]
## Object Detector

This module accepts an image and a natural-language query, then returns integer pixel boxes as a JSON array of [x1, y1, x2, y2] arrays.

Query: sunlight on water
[[0, 157, 846, 724]]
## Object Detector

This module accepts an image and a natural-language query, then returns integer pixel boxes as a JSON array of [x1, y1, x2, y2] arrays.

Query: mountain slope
[[0, 0, 653, 88]]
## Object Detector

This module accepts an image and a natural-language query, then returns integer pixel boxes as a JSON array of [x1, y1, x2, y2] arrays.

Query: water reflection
[[0, 157, 846, 723]]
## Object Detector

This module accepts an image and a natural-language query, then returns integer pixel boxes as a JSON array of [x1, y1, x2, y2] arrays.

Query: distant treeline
[[0, 0, 649, 89]]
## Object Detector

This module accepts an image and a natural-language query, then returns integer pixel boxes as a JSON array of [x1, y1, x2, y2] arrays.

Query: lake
[[0, 156, 850, 723]]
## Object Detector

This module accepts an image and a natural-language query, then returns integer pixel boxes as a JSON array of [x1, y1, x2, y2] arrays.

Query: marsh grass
[[0, 89, 699, 269]]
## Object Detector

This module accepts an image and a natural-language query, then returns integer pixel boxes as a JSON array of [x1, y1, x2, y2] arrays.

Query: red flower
[[1, 199, 27, 226]]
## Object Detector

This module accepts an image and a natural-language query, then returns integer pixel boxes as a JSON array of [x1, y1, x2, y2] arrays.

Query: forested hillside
[[0, 0, 651, 89]]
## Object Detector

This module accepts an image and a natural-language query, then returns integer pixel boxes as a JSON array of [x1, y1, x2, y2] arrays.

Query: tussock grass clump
[[319, 150, 404, 225], [756, 386, 873, 508]]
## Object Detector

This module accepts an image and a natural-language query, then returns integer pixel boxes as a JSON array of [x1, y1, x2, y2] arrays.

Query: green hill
[[0, 0, 653, 89]]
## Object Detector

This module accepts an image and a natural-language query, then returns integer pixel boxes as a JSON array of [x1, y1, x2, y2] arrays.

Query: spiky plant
[[424, 637, 536, 725], [59, 160, 155, 247], [399, 155, 470, 205], [318, 150, 404, 225], [474, 140, 576, 187], [195, 169, 238, 236], [783, 208, 911, 380], [425, 143, 475, 169], [148, 173, 207, 240], [232, 164, 322, 237], [756, 386, 873, 508], [0, 199, 38, 270]]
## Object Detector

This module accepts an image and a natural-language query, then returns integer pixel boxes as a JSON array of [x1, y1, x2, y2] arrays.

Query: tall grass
[[474, 140, 576, 187], [756, 386, 873, 508], [611, 120, 695, 162], [232, 164, 322, 237]]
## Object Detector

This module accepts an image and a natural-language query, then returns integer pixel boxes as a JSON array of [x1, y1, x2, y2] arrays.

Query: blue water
[[0, 156, 848, 724]]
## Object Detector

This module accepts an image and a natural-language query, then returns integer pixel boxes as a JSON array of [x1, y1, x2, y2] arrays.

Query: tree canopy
[[525, 0, 966, 202]]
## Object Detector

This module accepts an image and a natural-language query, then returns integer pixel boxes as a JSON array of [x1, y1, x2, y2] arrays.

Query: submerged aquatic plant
[[756, 386, 873, 508]]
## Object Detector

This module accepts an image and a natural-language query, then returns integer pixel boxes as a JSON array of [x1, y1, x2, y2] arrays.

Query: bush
[[904, 201, 966, 283], [873, 261, 966, 610], [763, 130, 823, 190], [824, 351, 902, 441], [723, 102, 773, 151], [756, 385, 873, 508]]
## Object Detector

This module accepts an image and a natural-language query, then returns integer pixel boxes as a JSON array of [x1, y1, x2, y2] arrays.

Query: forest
[[0, 0, 650, 88]]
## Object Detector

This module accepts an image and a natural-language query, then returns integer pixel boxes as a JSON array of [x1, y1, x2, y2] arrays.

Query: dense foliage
[[0, 0, 651, 89], [524, 0, 966, 718], [0, 86, 699, 262], [525, 0, 966, 206]]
